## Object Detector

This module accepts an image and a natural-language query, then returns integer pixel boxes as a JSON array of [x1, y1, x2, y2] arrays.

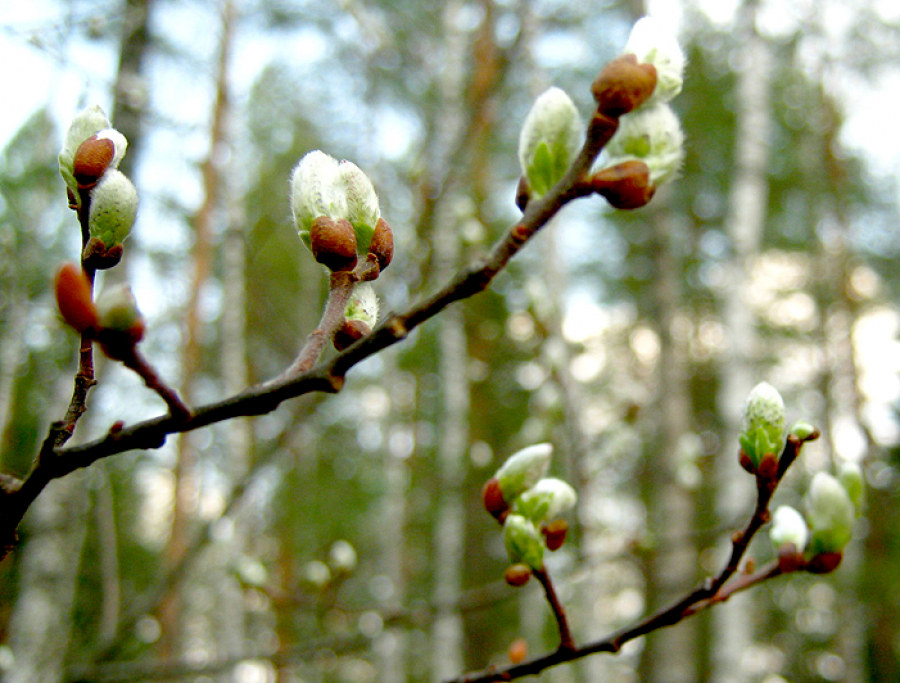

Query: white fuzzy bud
[[88, 169, 138, 247], [291, 150, 345, 243], [624, 16, 685, 106], [602, 103, 684, 186], [770, 505, 809, 552], [738, 381, 786, 469], [94, 128, 128, 170], [503, 514, 545, 570], [335, 160, 381, 253], [514, 478, 578, 523], [806, 472, 856, 555], [518, 87, 583, 198], [495, 443, 553, 502], [345, 283, 380, 328]]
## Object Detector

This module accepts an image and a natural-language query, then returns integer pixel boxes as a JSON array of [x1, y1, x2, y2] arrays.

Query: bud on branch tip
[[518, 87, 582, 199]]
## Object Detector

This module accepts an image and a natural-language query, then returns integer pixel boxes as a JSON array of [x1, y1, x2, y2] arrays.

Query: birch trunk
[[641, 209, 698, 683], [427, 2, 471, 679], [715, 2, 771, 681], [160, 0, 235, 659]]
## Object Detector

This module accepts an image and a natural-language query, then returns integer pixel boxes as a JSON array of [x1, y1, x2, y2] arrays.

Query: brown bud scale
[[73, 136, 116, 189], [368, 218, 394, 271], [482, 477, 508, 521], [591, 54, 658, 118], [592, 161, 655, 210], [542, 519, 569, 551], [54, 262, 98, 335], [310, 216, 358, 272], [504, 564, 532, 587], [333, 319, 371, 351]]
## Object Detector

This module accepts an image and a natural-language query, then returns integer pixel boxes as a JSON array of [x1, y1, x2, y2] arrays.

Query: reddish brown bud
[[482, 477, 509, 521], [310, 216, 358, 272], [515, 176, 530, 213], [54, 262, 98, 335], [541, 519, 569, 551], [333, 319, 372, 351], [591, 161, 655, 210], [368, 217, 394, 270], [504, 563, 532, 587], [805, 551, 843, 575], [73, 135, 116, 189], [591, 54, 658, 118], [508, 638, 529, 664]]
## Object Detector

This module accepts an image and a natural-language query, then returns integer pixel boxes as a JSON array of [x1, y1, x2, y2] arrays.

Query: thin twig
[[533, 568, 575, 652]]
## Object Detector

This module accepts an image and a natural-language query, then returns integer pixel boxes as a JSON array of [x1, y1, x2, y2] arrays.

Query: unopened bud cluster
[[54, 263, 147, 359], [594, 17, 686, 195], [59, 106, 137, 266], [291, 151, 393, 275], [769, 462, 863, 574], [291, 151, 395, 351], [482, 444, 577, 586]]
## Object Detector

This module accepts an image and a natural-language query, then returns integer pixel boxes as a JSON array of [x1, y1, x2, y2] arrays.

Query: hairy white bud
[[88, 169, 138, 248], [624, 16, 685, 106], [602, 103, 684, 186], [518, 87, 582, 198]]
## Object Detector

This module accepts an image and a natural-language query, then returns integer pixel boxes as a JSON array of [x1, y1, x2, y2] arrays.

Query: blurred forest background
[[1, 0, 899, 682]]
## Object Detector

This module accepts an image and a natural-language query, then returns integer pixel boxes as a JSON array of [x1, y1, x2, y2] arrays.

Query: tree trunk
[[715, 2, 771, 681], [160, 0, 235, 659], [640, 209, 698, 683]]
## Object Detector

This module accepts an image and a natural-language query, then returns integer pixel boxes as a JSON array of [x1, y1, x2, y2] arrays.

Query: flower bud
[[623, 16, 685, 107], [494, 443, 553, 502], [309, 216, 358, 272], [88, 169, 138, 249], [54, 262, 98, 335], [503, 514, 544, 570], [738, 382, 786, 471], [789, 420, 818, 441], [806, 472, 856, 556], [504, 563, 532, 587], [601, 103, 684, 187], [518, 87, 582, 199], [292, 150, 345, 240], [514, 478, 577, 524], [336, 160, 381, 254], [591, 54, 657, 118], [95, 284, 145, 343], [770, 505, 808, 553], [345, 283, 379, 328], [59, 105, 112, 200]]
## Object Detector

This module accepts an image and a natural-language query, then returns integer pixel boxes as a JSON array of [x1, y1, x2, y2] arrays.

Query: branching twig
[[441, 433, 821, 683]]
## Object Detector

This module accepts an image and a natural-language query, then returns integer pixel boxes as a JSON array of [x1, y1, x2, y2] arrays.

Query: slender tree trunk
[[640, 209, 698, 683], [715, 2, 771, 681], [377, 367, 410, 683], [427, 3, 472, 679], [160, 0, 235, 659]]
